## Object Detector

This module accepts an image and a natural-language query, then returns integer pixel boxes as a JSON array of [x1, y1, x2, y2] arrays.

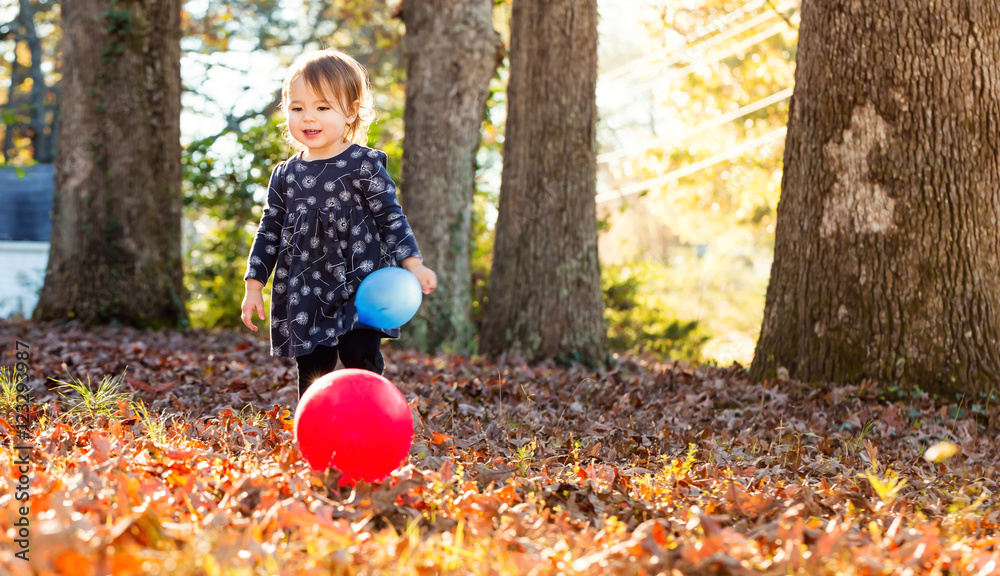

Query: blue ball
[[355, 267, 423, 329]]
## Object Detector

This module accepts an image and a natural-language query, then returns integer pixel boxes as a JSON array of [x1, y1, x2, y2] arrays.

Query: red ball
[[293, 369, 413, 484]]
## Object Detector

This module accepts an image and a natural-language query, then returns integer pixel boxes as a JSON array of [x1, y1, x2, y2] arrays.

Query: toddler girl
[[240, 49, 437, 399]]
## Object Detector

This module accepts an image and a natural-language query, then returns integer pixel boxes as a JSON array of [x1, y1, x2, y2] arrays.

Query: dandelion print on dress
[[242, 145, 422, 358]]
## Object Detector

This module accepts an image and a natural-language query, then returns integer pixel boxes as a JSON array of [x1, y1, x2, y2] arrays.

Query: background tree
[[398, 0, 502, 354], [1, 0, 60, 163], [33, 0, 186, 327], [480, 0, 606, 364], [750, 1, 1000, 395]]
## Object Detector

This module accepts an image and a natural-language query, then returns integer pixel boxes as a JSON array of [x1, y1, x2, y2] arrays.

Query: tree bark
[[751, 1, 1000, 395], [34, 0, 187, 328], [480, 0, 607, 364], [399, 0, 502, 354]]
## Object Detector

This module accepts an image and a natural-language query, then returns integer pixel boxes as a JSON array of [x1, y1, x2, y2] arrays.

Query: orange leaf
[[110, 550, 147, 576], [108, 418, 125, 441], [650, 521, 669, 547], [161, 447, 199, 460], [88, 430, 112, 463], [740, 493, 776, 518], [55, 549, 93, 576], [815, 522, 844, 558], [495, 483, 521, 505], [431, 432, 453, 445], [0, 416, 16, 436]]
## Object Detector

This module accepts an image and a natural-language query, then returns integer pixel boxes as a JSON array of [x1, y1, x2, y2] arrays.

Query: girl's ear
[[347, 99, 360, 123]]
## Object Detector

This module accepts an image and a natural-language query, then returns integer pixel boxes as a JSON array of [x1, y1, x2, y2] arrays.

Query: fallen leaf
[[924, 441, 960, 463]]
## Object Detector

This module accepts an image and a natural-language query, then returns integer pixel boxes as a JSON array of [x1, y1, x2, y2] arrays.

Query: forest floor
[[1, 319, 999, 575]]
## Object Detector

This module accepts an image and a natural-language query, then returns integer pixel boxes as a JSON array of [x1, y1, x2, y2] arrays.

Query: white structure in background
[[0, 164, 53, 319]]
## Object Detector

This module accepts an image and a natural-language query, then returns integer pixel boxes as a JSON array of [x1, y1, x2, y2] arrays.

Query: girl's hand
[[241, 287, 266, 332], [413, 265, 438, 294], [402, 258, 437, 294]]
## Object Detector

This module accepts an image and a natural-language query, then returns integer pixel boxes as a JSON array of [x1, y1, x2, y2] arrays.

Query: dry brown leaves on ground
[[0, 319, 999, 575]]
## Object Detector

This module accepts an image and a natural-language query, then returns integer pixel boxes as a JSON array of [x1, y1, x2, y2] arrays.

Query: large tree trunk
[[34, 0, 186, 328], [751, 1, 1000, 395], [480, 0, 607, 364], [399, 0, 502, 354]]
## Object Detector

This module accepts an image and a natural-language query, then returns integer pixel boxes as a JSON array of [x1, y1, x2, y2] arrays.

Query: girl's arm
[[244, 162, 287, 285], [359, 151, 436, 294], [241, 162, 286, 330], [359, 151, 422, 264]]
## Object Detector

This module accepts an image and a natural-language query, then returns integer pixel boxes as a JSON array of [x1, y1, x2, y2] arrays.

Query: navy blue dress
[[244, 144, 422, 357]]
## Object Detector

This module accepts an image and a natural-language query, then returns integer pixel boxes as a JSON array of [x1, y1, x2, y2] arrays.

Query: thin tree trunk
[[751, 1, 1000, 396], [2, 0, 57, 163], [34, 0, 186, 327], [480, 0, 607, 364], [21, 0, 52, 162], [2, 2, 27, 163], [399, 0, 503, 354]]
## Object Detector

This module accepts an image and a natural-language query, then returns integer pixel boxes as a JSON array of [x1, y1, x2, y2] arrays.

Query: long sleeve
[[244, 161, 287, 284], [358, 151, 422, 265]]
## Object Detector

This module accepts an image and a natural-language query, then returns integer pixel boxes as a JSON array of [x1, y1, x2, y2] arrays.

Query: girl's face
[[286, 75, 359, 160]]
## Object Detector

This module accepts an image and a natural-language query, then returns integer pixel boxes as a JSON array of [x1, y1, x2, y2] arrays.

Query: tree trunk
[[751, 1, 1000, 396], [2, 0, 58, 163], [480, 0, 607, 364], [398, 0, 502, 354], [34, 0, 186, 328], [22, 0, 54, 163]]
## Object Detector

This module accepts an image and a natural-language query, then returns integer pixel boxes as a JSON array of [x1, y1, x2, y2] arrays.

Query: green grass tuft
[[51, 366, 133, 418]]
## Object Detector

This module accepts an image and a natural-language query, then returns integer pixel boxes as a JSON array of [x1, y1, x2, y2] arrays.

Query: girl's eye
[[318, 107, 329, 111], [291, 107, 302, 112]]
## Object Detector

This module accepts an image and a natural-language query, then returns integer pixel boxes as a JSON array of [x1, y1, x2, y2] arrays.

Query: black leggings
[[294, 329, 385, 399]]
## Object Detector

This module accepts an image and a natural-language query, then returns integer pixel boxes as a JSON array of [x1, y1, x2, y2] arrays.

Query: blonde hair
[[279, 49, 376, 148]]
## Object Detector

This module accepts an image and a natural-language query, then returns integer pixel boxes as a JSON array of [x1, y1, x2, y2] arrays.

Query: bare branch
[[224, 89, 281, 133], [765, 0, 797, 29]]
